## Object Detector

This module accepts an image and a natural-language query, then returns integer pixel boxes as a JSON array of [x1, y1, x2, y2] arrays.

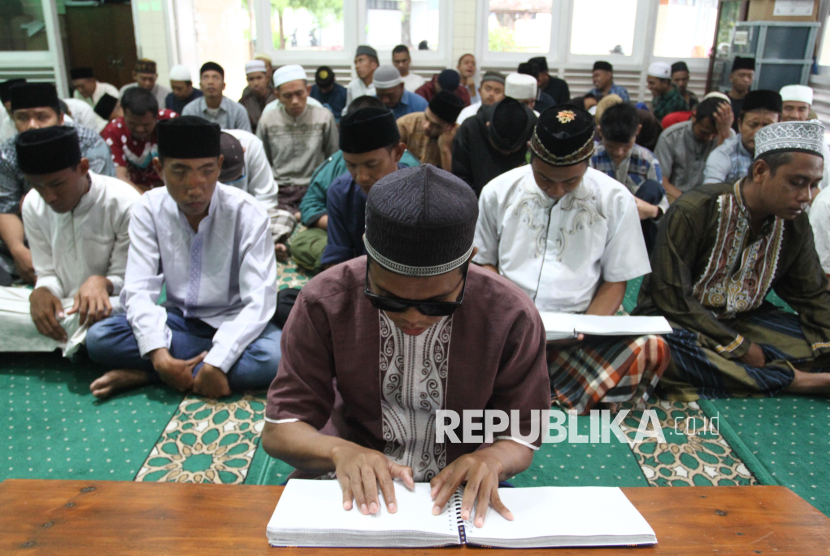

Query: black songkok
[[365, 165, 478, 277], [94, 93, 119, 121], [200, 62, 225, 78], [428, 91, 465, 125], [732, 56, 755, 72], [157, 116, 221, 159], [219, 131, 245, 182], [134, 59, 157, 74], [0, 79, 26, 104], [671, 61, 689, 74], [528, 56, 549, 73], [530, 105, 595, 166], [315, 66, 335, 88], [340, 107, 400, 154], [742, 90, 782, 114], [10, 83, 59, 111], [16, 126, 81, 175], [593, 61, 613, 72], [488, 97, 536, 152], [70, 67, 94, 80]]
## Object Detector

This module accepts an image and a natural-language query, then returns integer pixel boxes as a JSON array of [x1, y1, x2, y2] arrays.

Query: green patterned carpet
[[0, 273, 826, 518]]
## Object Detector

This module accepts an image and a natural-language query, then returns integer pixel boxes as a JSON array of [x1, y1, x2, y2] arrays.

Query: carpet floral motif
[[135, 393, 266, 484]]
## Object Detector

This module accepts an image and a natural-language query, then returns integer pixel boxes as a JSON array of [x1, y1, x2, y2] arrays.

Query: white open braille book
[[540, 312, 673, 342], [266, 480, 657, 549]]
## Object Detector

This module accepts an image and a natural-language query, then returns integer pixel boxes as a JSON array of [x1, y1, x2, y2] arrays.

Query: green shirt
[[299, 149, 421, 226], [652, 85, 689, 122]]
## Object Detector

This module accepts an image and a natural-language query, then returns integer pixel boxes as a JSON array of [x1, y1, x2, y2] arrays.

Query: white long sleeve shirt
[[220, 129, 279, 211], [23, 172, 138, 299], [122, 183, 277, 372]]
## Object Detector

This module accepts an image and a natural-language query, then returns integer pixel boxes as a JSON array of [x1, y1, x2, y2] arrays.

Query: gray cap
[[373, 65, 402, 89]]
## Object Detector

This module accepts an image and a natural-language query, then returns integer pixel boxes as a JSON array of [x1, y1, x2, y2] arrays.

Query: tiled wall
[[133, 0, 171, 85], [452, 0, 478, 64]]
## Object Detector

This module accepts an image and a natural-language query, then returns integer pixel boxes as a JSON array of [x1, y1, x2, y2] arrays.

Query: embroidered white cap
[[780, 85, 813, 105], [647, 62, 671, 80], [245, 60, 267, 75], [273, 64, 306, 88], [703, 91, 731, 102], [754, 120, 824, 159], [169, 65, 192, 82], [505, 72, 537, 101]]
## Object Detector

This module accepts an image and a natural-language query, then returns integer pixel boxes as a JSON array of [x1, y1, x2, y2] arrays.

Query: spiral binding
[[450, 487, 466, 544]]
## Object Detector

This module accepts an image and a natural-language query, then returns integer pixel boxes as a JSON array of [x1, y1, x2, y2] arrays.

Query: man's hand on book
[[430, 450, 514, 528], [331, 444, 415, 515]]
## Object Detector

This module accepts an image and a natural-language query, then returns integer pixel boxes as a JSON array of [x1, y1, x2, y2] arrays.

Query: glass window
[[653, 0, 719, 58], [0, 0, 48, 51], [192, 0, 255, 99], [570, 0, 637, 56], [487, 0, 552, 54], [270, 0, 345, 51], [365, 0, 439, 51]]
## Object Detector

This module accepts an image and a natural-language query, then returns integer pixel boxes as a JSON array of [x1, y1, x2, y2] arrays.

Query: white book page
[[464, 487, 655, 542], [539, 313, 576, 341], [268, 480, 457, 537], [571, 315, 672, 336]]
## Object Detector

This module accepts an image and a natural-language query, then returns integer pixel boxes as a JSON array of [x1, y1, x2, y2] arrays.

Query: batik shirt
[[265, 258, 550, 480], [588, 84, 630, 102], [473, 166, 651, 313], [636, 182, 830, 360], [100, 109, 177, 188], [0, 123, 115, 214]]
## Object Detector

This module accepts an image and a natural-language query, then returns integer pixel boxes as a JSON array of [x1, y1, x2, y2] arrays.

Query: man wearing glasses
[[263, 165, 549, 528]]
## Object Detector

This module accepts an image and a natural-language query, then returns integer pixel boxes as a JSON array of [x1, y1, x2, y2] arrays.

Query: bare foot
[[90, 369, 152, 399], [785, 369, 830, 397], [275, 243, 289, 262]]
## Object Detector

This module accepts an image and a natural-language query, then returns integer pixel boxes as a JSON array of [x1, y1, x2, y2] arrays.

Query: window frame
[[0, 0, 68, 97], [253, 0, 453, 70], [475, 0, 562, 66]]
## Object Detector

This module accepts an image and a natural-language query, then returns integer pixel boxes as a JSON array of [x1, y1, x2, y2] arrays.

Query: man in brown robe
[[263, 165, 549, 528]]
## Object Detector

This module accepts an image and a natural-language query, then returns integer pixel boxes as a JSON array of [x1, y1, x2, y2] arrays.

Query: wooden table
[[1, 480, 829, 554]]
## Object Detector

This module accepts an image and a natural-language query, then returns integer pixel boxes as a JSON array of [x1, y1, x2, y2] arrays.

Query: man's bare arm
[[585, 280, 627, 316]]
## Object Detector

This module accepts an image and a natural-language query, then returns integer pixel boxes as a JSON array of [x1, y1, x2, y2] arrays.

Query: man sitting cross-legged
[[86, 116, 281, 399], [0, 126, 137, 356], [263, 165, 549, 525], [474, 105, 670, 415], [635, 120, 830, 400]]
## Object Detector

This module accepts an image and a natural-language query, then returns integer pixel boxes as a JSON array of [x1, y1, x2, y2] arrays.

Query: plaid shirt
[[591, 142, 662, 192], [0, 123, 115, 214], [652, 85, 689, 122]]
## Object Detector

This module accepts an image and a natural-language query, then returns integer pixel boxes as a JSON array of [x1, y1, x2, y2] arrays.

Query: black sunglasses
[[363, 261, 467, 317]]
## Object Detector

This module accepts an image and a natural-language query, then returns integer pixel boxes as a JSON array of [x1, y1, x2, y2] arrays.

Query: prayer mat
[[700, 396, 830, 516], [0, 353, 183, 482], [135, 393, 267, 484], [621, 399, 756, 487], [278, 226, 315, 292]]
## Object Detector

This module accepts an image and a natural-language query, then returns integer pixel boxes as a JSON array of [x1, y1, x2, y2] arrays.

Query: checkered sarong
[[548, 335, 670, 415]]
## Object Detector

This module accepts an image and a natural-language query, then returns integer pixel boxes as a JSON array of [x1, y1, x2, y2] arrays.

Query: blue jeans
[[635, 179, 665, 254], [86, 308, 281, 391]]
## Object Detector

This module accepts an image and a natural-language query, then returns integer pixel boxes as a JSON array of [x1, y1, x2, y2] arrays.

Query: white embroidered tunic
[[379, 312, 451, 482], [473, 166, 651, 313]]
